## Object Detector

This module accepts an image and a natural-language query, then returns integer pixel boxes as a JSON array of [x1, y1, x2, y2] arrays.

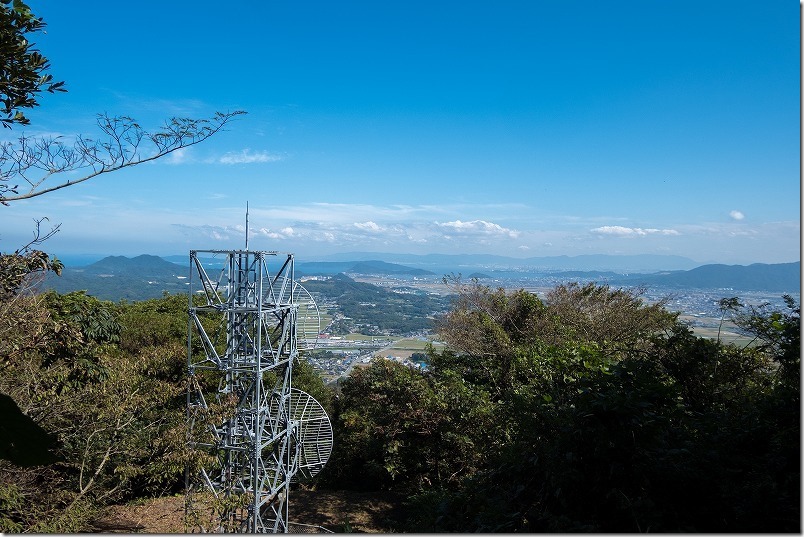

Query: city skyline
[[0, 1, 799, 265]]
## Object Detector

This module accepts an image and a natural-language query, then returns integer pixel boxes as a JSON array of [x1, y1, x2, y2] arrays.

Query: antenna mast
[[245, 201, 249, 250], [185, 249, 330, 533]]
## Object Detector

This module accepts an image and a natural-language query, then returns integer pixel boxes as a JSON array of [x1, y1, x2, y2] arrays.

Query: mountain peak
[[85, 255, 185, 275]]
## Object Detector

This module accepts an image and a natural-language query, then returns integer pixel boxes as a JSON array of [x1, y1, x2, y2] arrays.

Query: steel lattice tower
[[185, 250, 331, 533]]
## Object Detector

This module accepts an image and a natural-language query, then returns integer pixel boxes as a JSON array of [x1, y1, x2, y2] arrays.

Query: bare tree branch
[[14, 216, 60, 254], [0, 110, 246, 204]]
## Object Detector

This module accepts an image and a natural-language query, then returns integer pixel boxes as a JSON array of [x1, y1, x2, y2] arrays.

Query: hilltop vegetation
[[0, 251, 800, 532], [319, 280, 800, 532]]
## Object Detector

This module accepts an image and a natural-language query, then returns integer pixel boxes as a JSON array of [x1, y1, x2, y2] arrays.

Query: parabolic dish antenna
[[265, 277, 320, 350], [268, 388, 333, 481]]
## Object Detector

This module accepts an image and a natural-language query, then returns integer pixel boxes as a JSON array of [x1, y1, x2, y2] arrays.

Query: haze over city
[[0, 1, 799, 266]]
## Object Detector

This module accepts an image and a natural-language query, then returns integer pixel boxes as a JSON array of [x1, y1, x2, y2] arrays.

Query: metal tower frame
[[184, 249, 330, 533]]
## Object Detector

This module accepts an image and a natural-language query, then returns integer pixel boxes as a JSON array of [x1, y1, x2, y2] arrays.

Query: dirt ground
[[92, 488, 407, 533]]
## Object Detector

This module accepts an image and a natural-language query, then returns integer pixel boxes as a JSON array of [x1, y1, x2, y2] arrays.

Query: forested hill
[[43, 255, 188, 301], [302, 273, 450, 334], [42, 256, 436, 301], [85, 255, 184, 274], [619, 261, 800, 292]]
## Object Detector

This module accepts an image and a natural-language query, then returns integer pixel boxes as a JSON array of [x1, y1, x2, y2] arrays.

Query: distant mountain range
[[42, 254, 800, 302], [615, 262, 801, 292], [308, 252, 702, 273], [161, 256, 437, 276], [43, 255, 437, 301], [471, 263, 801, 293]]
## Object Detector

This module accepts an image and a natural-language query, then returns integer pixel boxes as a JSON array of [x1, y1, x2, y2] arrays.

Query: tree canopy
[[0, 259, 799, 531], [0, 0, 66, 128], [321, 279, 800, 532]]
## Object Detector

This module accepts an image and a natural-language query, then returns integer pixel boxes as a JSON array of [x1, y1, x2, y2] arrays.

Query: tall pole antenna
[[245, 201, 249, 250], [185, 250, 331, 533]]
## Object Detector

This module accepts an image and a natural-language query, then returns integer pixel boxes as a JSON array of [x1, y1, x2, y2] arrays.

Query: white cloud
[[727, 229, 758, 237], [729, 210, 745, 221], [172, 224, 247, 244], [436, 219, 520, 238], [176, 208, 531, 254], [354, 221, 383, 232], [591, 225, 680, 237], [7, 192, 793, 263], [257, 226, 296, 240], [245, 202, 524, 228], [164, 147, 189, 165], [219, 149, 282, 165], [258, 228, 284, 240]]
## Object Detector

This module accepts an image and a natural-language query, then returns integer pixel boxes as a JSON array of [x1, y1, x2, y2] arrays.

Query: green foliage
[[653, 324, 772, 412], [436, 278, 676, 373], [332, 280, 799, 532], [294, 355, 334, 415], [0, 284, 341, 531], [45, 290, 120, 344], [0, 462, 97, 532], [38, 290, 119, 391], [0, 0, 66, 128], [117, 293, 187, 354], [0, 259, 799, 533], [0, 291, 190, 529], [0, 249, 62, 299], [322, 360, 430, 490], [541, 281, 677, 352], [734, 294, 801, 391], [321, 358, 493, 493]]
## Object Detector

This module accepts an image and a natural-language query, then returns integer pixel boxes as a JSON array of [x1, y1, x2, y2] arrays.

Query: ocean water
[[51, 253, 107, 268]]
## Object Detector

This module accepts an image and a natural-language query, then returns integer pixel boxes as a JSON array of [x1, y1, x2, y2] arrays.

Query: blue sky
[[0, 0, 799, 265]]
